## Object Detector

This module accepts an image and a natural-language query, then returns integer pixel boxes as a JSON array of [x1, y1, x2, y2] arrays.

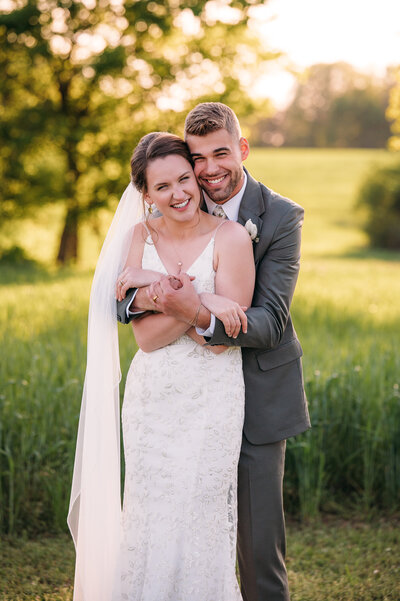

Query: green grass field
[[1, 147, 400, 599], [1, 148, 399, 531]]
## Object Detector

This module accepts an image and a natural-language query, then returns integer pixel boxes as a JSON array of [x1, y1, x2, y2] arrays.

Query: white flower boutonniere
[[245, 219, 259, 243]]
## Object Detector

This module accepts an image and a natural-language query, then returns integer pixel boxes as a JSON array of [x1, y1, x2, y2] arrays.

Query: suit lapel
[[237, 168, 265, 238]]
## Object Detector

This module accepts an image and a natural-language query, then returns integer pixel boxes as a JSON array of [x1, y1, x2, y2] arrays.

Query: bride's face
[[144, 154, 201, 222]]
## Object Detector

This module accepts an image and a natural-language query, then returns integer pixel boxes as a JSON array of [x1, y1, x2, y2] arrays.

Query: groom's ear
[[239, 137, 250, 161]]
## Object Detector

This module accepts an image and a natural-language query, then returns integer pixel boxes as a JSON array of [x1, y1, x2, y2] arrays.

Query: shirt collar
[[203, 171, 247, 221]]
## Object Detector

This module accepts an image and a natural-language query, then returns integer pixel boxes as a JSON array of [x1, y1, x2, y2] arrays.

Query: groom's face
[[186, 128, 249, 204]]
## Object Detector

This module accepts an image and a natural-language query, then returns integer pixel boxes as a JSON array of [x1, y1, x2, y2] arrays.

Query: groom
[[120, 102, 310, 601]]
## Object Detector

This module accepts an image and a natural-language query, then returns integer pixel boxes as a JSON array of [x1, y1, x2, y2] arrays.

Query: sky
[[251, 0, 400, 107]]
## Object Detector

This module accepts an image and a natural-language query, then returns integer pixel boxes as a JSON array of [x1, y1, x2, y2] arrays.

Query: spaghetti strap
[[140, 219, 157, 247], [212, 219, 230, 239], [141, 219, 151, 237], [211, 219, 230, 272]]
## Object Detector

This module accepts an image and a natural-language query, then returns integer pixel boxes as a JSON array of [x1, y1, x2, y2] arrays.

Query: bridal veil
[[67, 183, 143, 601]]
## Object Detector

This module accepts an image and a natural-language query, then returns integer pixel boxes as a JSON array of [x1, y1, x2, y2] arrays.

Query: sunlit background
[[1, 0, 399, 264], [252, 0, 400, 107], [1, 4, 400, 598]]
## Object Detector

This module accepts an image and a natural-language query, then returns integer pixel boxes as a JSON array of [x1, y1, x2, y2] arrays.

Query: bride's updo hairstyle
[[130, 132, 193, 193]]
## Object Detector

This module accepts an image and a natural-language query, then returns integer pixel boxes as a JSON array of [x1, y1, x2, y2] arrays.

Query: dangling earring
[[146, 203, 153, 214]]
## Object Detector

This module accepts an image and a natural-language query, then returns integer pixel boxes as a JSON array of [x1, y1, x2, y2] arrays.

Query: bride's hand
[[200, 292, 248, 338], [116, 267, 161, 301]]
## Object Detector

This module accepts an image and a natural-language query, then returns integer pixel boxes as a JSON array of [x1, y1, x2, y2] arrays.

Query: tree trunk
[[57, 206, 79, 264]]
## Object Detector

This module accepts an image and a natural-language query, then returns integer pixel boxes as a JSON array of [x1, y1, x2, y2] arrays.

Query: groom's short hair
[[184, 102, 241, 141]]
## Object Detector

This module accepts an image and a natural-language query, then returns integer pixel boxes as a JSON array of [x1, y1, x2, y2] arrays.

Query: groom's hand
[[150, 273, 210, 327], [131, 286, 159, 312], [131, 275, 196, 314]]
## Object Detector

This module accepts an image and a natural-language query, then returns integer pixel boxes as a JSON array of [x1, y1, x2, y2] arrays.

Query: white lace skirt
[[120, 335, 244, 601]]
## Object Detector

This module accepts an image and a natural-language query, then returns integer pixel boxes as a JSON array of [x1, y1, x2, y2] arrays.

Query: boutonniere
[[245, 219, 259, 243]]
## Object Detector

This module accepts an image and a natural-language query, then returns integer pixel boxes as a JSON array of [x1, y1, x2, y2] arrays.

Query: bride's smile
[[144, 154, 201, 224]]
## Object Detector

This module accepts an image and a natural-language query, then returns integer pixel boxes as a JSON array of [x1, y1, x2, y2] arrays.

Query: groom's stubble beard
[[197, 166, 244, 205]]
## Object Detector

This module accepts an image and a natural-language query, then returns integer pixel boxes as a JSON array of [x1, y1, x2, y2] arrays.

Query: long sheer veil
[[67, 183, 143, 601]]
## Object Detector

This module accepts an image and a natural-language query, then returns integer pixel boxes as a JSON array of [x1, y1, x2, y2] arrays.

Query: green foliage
[[0, 245, 36, 266], [357, 163, 400, 249], [286, 353, 400, 517], [0, 0, 272, 262], [328, 87, 391, 148], [387, 67, 400, 150]]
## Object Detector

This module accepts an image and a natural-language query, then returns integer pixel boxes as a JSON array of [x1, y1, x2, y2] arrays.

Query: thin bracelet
[[189, 302, 202, 327]]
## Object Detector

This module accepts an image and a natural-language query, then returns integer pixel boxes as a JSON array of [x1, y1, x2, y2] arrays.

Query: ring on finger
[[119, 280, 124, 286], [153, 295, 158, 302]]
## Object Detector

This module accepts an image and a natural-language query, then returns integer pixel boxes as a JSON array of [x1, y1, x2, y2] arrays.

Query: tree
[[0, 0, 272, 262], [387, 66, 400, 151], [353, 65, 400, 251], [249, 63, 393, 148], [357, 164, 400, 250]]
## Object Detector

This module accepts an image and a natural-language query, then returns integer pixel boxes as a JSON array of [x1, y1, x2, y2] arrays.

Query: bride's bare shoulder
[[131, 219, 158, 241], [125, 221, 152, 266], [215, 220, 252, 247]]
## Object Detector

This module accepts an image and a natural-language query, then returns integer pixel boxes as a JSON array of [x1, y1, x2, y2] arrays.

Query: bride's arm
[[131, 275, 204, 352], [185, 326, 227, 355], [188, 221, 255, 349], [116, 266, 161, 301], [121, 222, 196, 352], [211, 221, 255, 331], [132, 313, 192, 352]]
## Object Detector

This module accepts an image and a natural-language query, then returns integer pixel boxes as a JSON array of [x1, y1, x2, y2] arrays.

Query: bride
[[68, 132, 255, 601]]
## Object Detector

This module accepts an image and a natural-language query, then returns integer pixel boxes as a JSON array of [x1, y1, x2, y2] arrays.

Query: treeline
[[249, 62, 395, 148]]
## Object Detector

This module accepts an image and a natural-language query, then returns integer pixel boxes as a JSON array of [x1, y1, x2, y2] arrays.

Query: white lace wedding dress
[[119, 230, 244, 601]]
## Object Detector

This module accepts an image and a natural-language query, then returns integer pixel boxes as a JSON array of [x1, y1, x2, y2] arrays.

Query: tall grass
[[285, 349, 400, 518], [1, 149, 399, 535], [0, 264, 138, 535], [0, 269, 87, 534]]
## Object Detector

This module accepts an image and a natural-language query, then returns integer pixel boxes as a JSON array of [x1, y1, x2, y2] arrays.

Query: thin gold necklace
[[163, 213, 201, 273], [164, 233, 184, 273]]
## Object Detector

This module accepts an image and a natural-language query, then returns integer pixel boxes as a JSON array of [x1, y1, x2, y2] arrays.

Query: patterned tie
[[213, 205, 228, 219]]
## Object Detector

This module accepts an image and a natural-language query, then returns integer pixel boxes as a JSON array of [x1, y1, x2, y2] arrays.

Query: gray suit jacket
[[206, 169, 310, 444]]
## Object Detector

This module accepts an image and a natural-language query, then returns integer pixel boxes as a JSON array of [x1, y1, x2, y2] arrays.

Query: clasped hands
[[116, 268, 247, 338]]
